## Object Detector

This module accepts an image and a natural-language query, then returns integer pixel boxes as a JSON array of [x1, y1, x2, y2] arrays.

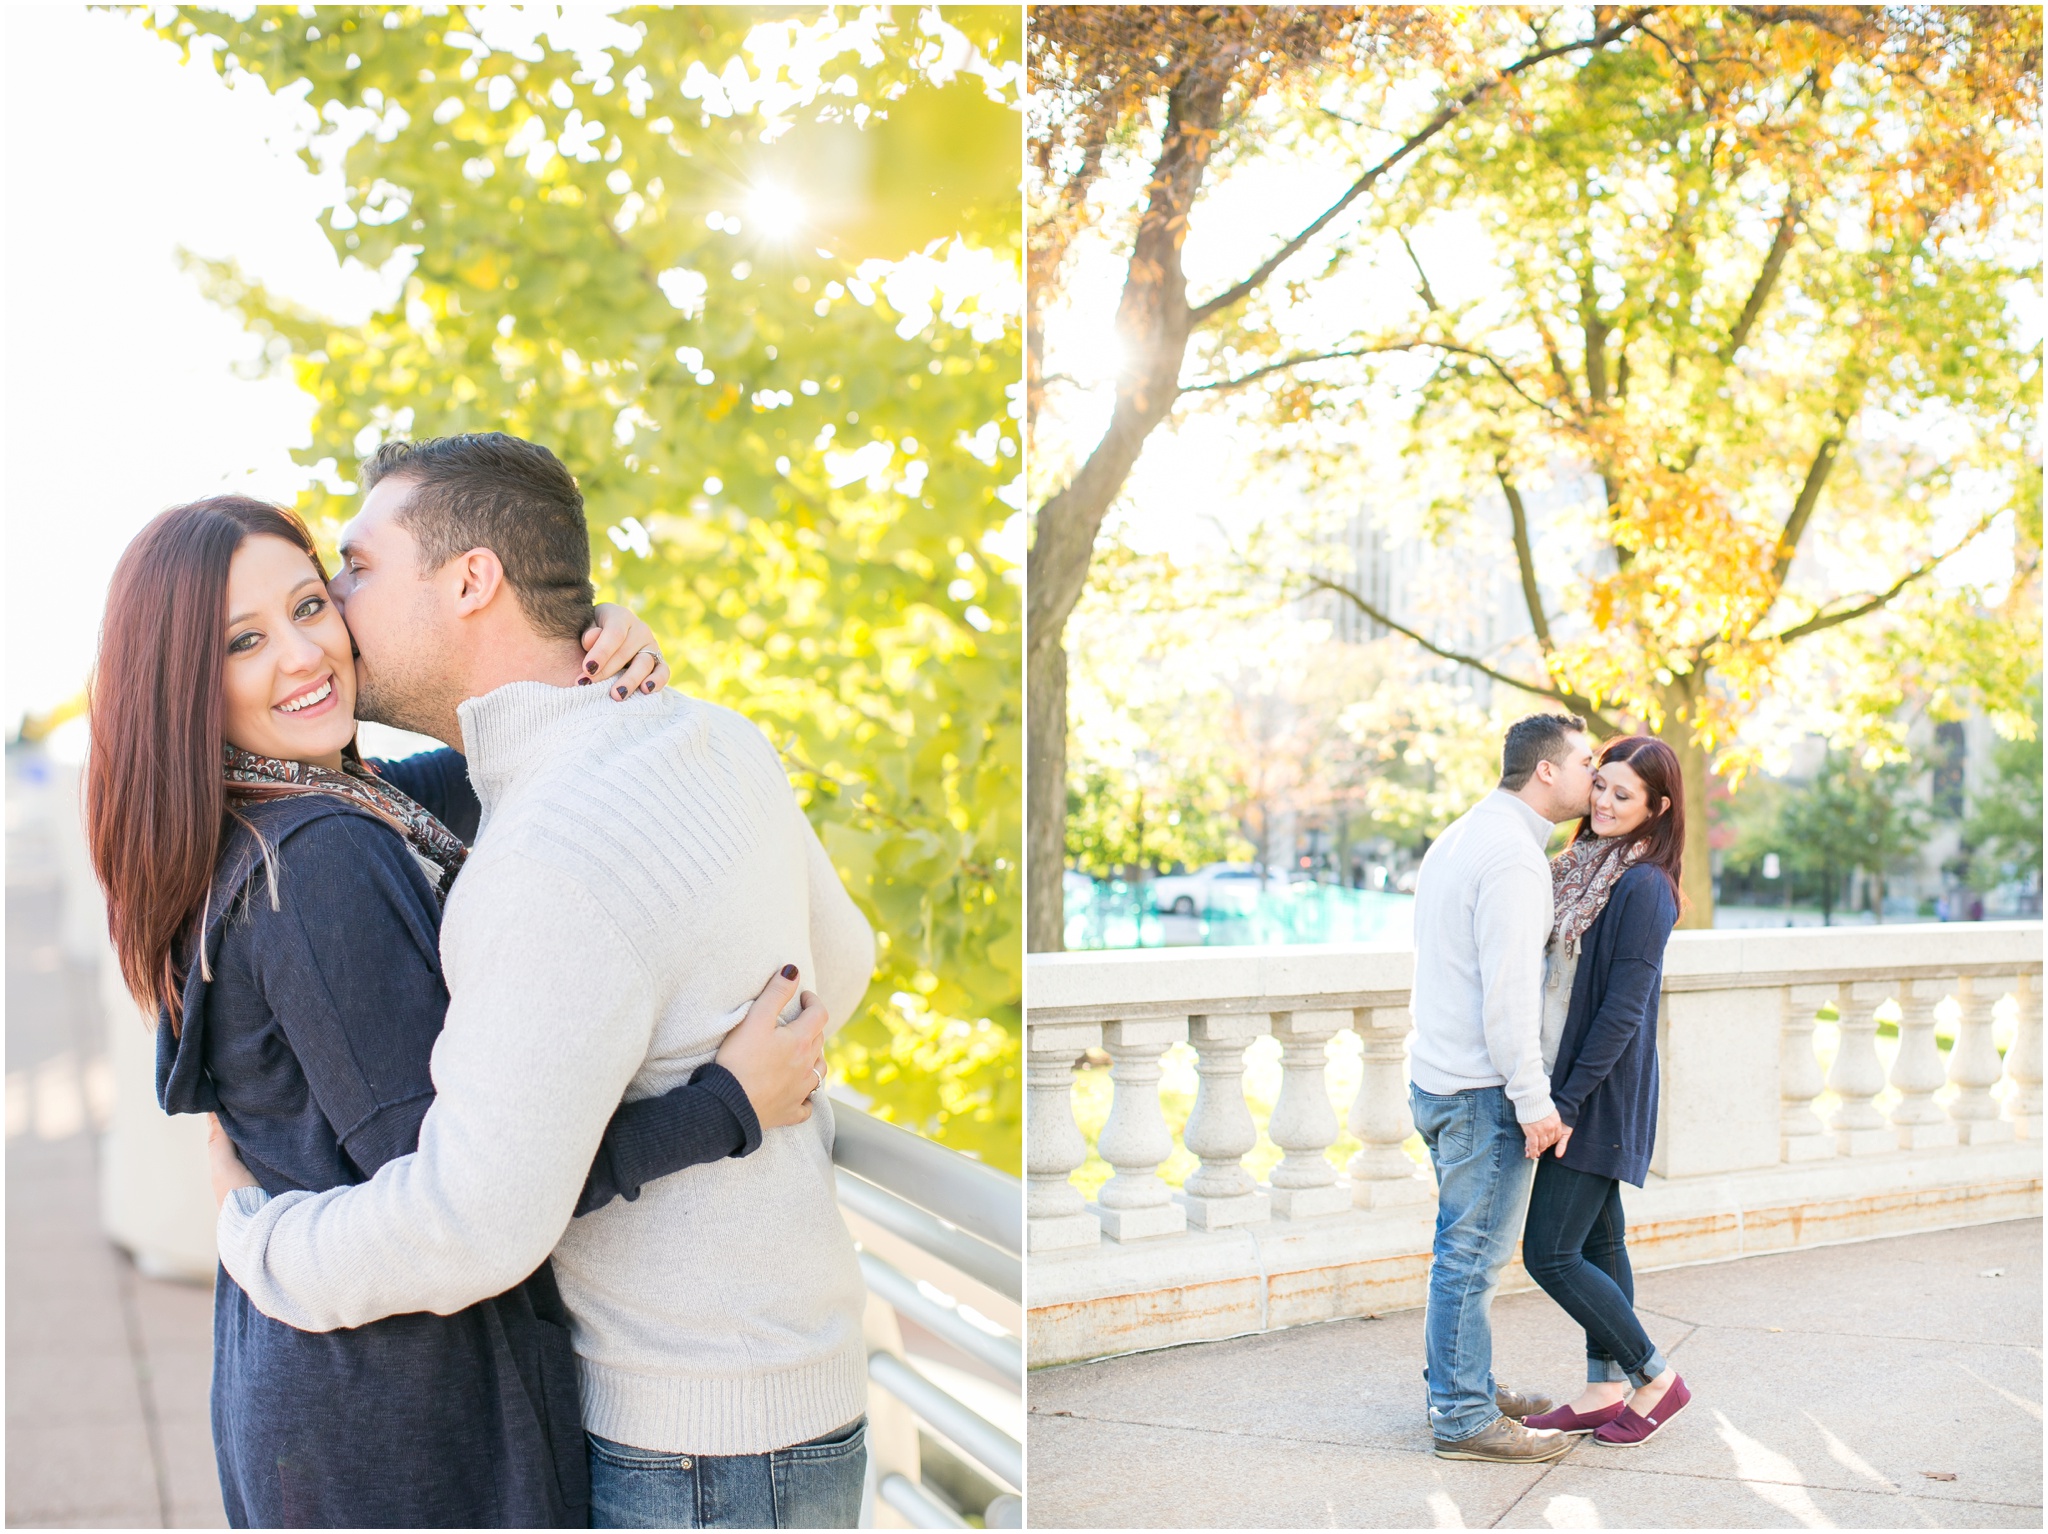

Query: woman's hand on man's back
[[206, 1113, 261, 1209], [714, 965, 831, 1129]]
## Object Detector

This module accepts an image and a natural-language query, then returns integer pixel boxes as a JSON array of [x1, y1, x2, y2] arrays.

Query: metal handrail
[[832, 1105, 1022, 1254], [879, 1472, 969, 1530], [867, 1352, 1023, 1491], [834, 1170, 1021, 1302], [858, 1250, 1022, 1379], [830, 1101, 1023, 1526]]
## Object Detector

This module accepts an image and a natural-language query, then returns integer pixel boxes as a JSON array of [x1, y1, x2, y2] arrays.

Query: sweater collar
[[1486, 787, 1558, 851], [458, 680, 615, 813]]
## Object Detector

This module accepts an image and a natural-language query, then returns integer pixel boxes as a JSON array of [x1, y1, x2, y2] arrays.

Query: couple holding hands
[[1410, 712, 1693, 1461]]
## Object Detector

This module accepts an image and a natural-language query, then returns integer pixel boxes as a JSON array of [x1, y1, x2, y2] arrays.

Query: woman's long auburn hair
[[1569, 735, 1687, 907], [85, 496, 330, 1030]]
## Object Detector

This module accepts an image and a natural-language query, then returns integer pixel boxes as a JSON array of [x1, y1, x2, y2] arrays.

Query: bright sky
[[1038, 113, 1492, 564], [0, 5, 650, 743], [3, 6, 369, 733]]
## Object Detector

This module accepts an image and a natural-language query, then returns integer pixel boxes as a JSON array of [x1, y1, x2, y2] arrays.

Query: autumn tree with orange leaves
[[1029, 5, 2040, 934]]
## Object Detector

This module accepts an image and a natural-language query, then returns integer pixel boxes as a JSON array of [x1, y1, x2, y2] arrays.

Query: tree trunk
[[1025, 640, 1068, 952], [1675, 732, 1715, 928], [1657, 684, 1717, 928], [1024, 72, 1223, 951]]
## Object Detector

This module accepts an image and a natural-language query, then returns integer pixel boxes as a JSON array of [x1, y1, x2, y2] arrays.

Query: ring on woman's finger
[[811, 1063, 825, 1088], [636, 647, 660, 663]]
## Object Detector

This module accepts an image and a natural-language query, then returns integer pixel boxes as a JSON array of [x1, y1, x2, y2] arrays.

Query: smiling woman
[[220, 533, 357, 768], [85, 496, 338, 1025]]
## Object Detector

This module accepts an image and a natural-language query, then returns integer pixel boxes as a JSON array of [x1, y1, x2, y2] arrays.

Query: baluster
[[2003, 971, 2043, 1141], [1266, 1010, 1351, 1219], [1779, 985, 1833, 1162], [1348, 1004, 1431, 1206], [1026, 1022, 1103, 1251], [1887, 977, 1957, 1150], [1828, 982, 1894, 1156], [1177, 1014, 1269, 1229], [1946, 976, 2014, 1145], [1090, 1018, 1188, 1241]]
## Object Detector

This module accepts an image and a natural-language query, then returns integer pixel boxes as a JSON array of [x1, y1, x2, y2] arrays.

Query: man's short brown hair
[[1499, 712, 1588, 791], [361, 433, 595, 641]]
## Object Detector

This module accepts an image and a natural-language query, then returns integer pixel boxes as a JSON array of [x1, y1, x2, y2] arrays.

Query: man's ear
[[449, 547, 506, 618]]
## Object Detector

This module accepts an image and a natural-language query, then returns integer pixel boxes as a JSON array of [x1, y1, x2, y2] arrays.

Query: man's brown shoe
[[1494, 1385, 1553, 1420], [1433, 1415, 1573, 1463], [1423, 1385, 1555, 1429]]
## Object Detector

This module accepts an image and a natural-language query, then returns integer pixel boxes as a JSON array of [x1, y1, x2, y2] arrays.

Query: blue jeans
[[588, 1417, 867, 1529], [1411, 1084, 1536, 1442], [1523, 1157, 1669, 1386]]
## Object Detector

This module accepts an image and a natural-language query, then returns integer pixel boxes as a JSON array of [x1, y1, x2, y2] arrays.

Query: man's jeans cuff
[[1587, 1356, 1628, 1384]]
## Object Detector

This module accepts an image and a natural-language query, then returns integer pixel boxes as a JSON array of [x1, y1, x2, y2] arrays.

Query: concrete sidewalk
[[7, 769, 226, 1529], [1027, 1219, 2043, 1529]]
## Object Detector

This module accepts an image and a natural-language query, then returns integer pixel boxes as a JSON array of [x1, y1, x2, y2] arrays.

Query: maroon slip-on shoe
[[1593, 1375, 1691, 1446], [1524, 1400, 1627, 1435]]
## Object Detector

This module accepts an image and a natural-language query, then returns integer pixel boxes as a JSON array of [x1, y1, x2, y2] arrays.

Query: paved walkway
[[1028, 1219, 2043, 1529], [7, 761, 226, 1529]]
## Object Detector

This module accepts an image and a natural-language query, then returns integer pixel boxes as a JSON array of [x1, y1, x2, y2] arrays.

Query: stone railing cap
[[1027, 921, 2042, 1021]]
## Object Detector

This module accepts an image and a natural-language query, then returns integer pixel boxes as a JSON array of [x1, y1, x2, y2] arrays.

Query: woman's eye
[[295, 596, 326, 620], [228, 631, 259, 654]]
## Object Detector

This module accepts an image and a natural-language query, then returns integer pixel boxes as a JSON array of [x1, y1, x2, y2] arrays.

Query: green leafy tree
[[1966, 689, 2044, 892], [148, 5, 1023, 1167], [1777, 751, 1931, 923], [1064, 743, 1250, 880]]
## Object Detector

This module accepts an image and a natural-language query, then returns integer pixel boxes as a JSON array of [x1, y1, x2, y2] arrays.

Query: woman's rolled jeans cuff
[[1588, 1348, 1667, 1387]]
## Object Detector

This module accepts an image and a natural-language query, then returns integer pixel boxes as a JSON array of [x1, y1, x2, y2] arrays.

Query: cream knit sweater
[[216, 682, 876, 1455]]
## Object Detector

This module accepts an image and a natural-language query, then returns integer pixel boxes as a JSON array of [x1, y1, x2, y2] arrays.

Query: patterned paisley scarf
[[1549, 834, 1645, 957], [223, 744, 467, 902]]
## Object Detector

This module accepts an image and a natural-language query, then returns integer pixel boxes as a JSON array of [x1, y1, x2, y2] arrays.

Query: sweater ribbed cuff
[[689, 1062, 763, 1157]]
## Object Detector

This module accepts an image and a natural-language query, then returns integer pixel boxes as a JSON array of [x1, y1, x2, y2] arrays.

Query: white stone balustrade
[[2007, 971, 2043, 1141], [1349, 1005, 1432, 1207], [1179, 1014, 1269, 1229], [1025, 1019, 1100, 1252], [1027, 923, 2044, 1366], [1779, 984, 1834, 1162], [1828, 982, 1895, 1155], [1948, 976, 2014, 1145], [1266, 1011, 1352, 1219], [1887, 977, 1958, 1150], [1091, 1018, 1187, 1241]]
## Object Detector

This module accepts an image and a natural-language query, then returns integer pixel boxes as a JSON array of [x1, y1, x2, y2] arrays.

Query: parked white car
[[1150, 862, 1266, 917]]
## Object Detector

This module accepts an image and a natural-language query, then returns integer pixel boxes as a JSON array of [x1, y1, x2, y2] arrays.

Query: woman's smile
[[274, 673, 338, 718]]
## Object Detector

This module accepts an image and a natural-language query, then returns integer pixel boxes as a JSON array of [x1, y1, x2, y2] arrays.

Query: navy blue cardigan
[[1547, 862, 1679, 1188], [158, 752, 760, 1528]]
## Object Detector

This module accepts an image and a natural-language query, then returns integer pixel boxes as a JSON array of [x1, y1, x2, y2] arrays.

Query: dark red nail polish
[[584, 659, 597, 674], [615, 687, 627, 700], [781, 964, 798, 980], [578, 676, 591, 686], [641, 680, 655, 693]]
